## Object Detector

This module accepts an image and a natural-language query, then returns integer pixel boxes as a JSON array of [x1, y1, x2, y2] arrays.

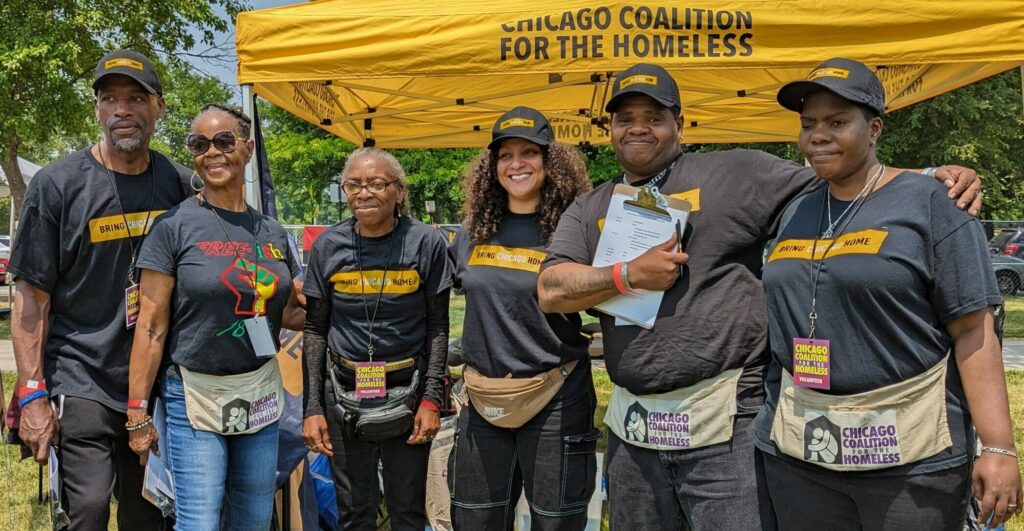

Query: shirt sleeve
[[302, 240, 327, 299], [541, 195, 593, 271], [743, 150, 822, 238], [448, 228, 467, 290], [9, 174, 62, 292], [136, 212, 179, 277], [929, 200, 1002, 325], [422, 230, 454, 297]]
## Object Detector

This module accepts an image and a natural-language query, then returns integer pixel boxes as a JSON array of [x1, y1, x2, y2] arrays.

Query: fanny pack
[[463, 360, 578, 428], [605, 368, 743, 451], [179, 360, 283, 435], [329, 361, 420, 442], [770, 355, 951, 471]]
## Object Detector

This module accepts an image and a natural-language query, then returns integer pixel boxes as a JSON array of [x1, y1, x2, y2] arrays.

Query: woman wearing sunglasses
[[301, 147, 452, 530], [125, 103, 305, 530]]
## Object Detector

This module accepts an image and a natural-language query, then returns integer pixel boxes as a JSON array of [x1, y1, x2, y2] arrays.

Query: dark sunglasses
[[186, 131, 239, 156]]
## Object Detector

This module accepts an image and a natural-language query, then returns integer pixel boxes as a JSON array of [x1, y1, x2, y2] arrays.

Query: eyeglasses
[[186, 131, 239, 156], [341, 180, 398, 195]]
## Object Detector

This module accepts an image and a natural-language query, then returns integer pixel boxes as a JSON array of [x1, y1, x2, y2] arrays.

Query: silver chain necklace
[[822, 164, 886, 238]]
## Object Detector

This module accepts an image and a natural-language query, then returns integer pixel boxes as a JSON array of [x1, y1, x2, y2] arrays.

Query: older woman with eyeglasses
[[126, 103, 305, 530], [301, 147, 452, 530]]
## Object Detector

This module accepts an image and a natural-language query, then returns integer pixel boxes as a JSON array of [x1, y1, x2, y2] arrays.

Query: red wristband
[[18, 384, 46, 398], [612, 262, 629, 294], [418, 399, 438, 412], [127, 399, 149, 409]]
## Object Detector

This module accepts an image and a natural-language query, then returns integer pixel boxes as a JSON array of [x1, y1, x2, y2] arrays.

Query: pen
[[675, 219, 683, 253]]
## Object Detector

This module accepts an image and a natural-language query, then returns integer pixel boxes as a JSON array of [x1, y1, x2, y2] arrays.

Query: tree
[[260, 102, 354, 225], [394, 149, 477, 223], [0, 0, 244, 219], [150, 62, 234, 168]]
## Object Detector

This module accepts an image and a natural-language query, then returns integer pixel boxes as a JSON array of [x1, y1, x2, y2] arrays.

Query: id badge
[[125, 284, 141, 329], [792, 338, 830, 389], [243, 315, 277, 358], [355, 362, 387, 398]]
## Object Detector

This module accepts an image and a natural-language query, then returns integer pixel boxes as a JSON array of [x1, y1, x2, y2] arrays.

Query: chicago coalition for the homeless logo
[[804, 415, 842, 464], [624, 401, 649, 443], [222, 398, 251, 434]]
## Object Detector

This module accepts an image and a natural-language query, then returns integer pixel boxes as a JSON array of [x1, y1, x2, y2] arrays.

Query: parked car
[[990, 228, 1024, 259], [992, 254, 1024, 295]]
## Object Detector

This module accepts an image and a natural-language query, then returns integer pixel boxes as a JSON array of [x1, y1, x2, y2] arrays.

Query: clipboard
[[592, 184, 692, 328]]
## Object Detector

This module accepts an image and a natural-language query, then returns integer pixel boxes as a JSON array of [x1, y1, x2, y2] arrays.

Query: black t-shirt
[[755, 172, 1001, 475], [137, 197, 301, 376], [541, 149, 818, 399], [451, 213, 588, 377], [303, 217, 453, 363], [10, 148, 190, 411]]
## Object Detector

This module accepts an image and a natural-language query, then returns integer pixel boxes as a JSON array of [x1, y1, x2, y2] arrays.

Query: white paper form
[[593, 184, 691, 328]]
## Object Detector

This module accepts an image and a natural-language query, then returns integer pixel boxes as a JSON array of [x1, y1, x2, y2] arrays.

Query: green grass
[[1005, 296, 1024, 339]]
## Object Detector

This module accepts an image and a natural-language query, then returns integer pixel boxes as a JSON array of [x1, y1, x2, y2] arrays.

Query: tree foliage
[[0, 0, 244, 215]]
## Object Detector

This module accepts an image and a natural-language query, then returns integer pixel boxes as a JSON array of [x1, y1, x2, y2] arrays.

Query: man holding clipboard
[[537, 63, 983, 530]]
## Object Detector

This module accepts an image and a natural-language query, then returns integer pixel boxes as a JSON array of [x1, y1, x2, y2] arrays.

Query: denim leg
[[449, 405, 521, 530], [664, 413, 763, 531], [223, 421, 280, 531], [162, 376, 228, 531], [518, 361, 598, 531], [606, 432, 685, 531]]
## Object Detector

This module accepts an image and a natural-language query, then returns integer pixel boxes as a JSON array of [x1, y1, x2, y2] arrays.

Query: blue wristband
[[18, 390, 49, 408]]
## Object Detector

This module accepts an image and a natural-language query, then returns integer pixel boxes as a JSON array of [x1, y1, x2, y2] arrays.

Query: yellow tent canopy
[[236, 1, 1024, 147]]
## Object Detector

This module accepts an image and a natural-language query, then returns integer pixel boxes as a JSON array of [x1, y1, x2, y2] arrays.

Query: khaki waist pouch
[[463, 360, 579, 428], [179, 360, 284, 435], [770, 355, 951, 471], [605, 368, 743, 451]]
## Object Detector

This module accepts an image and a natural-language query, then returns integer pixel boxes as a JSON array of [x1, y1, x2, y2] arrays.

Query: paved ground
[[2, 340, 1023, 374]]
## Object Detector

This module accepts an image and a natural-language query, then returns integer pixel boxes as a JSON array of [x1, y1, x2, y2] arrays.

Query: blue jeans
[[161, 375, 279, 531]]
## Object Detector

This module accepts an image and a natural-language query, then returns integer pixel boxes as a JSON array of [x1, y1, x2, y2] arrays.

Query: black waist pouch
[[329, 365, 419, 442]]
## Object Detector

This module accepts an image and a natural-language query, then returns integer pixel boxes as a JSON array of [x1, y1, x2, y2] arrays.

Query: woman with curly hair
[[447, 107, 598, 530]]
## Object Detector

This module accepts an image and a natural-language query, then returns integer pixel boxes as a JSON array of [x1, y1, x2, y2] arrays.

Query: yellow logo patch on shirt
[[468, 245, 546, 273], [767, 229, 888, 262], [619, 74, 659, 88], [88, 210, 166, 243], [330, 269, 421, 294]]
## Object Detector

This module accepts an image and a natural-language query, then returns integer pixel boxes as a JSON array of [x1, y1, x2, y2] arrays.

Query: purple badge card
[[792, 338, 830, 390]]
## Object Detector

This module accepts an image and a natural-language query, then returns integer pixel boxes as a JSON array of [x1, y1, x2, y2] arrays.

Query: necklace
[[822, 164, 886, 238], [355, 217, 399, 360], [97, 143, 156, 286]]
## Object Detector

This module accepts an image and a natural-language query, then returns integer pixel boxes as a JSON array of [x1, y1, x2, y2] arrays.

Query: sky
[[184, 0, 296, 102]]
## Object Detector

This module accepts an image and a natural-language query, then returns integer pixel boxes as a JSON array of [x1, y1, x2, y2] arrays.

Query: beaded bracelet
[[981, 446, 1018, 459], [18, 390, 49, 408], [125, 416, 154, 432]]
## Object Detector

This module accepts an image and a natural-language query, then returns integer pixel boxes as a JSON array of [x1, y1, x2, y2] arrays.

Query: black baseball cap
[[92, 49, 162, 96], [488, 107, 554, 150], [777, 58, 885, 116], [605, 63, 680, 114]]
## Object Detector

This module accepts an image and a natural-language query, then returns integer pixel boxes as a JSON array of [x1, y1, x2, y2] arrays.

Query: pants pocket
[[447, 426, 460, 501], [560, 429, 600, 510]]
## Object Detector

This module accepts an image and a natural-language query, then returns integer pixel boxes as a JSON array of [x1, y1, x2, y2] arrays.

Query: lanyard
[[807, 165, 885, 338], [355, 217, 399, 361], [199, 196, 263, 315], [97, 144, 156, 286], [619, 152, 683, 190]]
